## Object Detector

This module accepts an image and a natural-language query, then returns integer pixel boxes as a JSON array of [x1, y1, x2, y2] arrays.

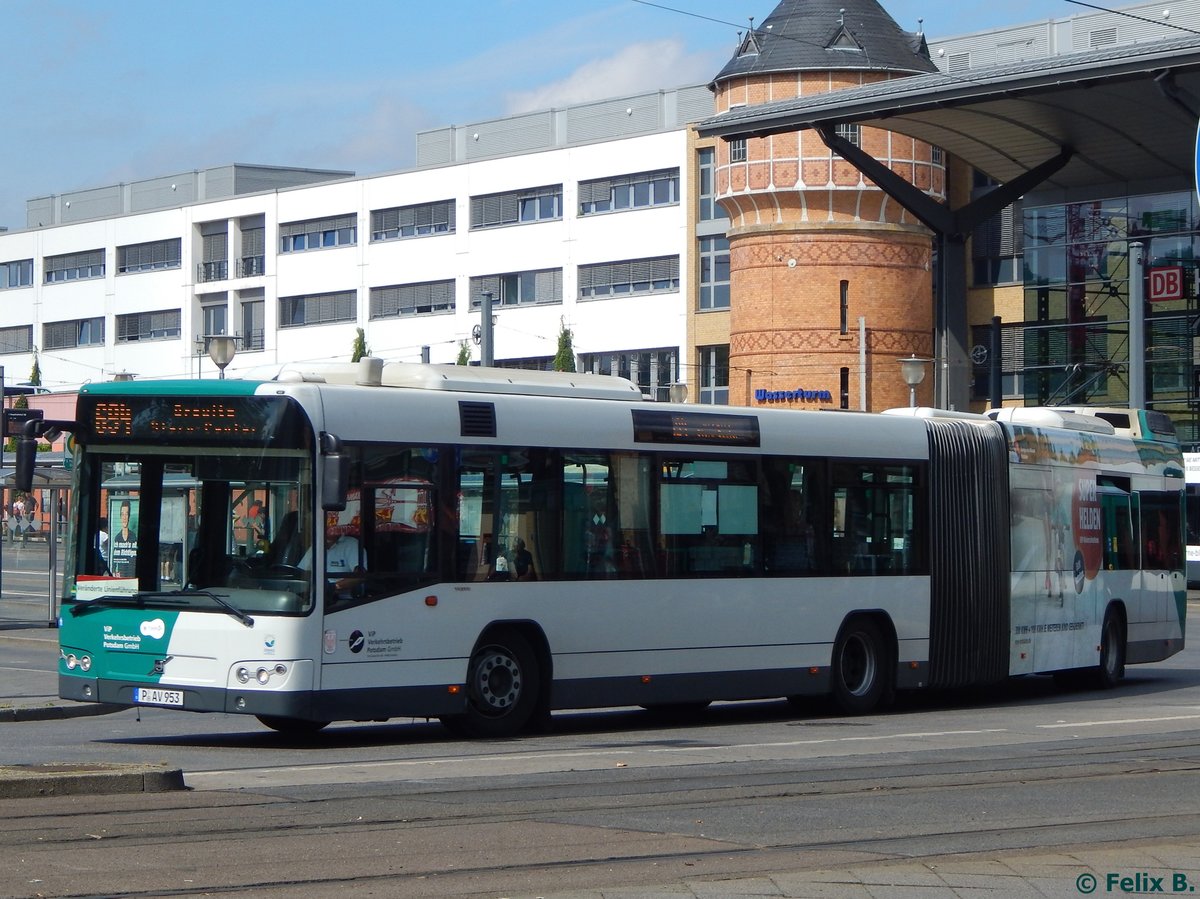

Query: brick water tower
[[711, 0, 943, 410]]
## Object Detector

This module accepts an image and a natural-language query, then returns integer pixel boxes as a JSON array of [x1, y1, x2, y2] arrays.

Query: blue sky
[[2, 0, 1060, 230]]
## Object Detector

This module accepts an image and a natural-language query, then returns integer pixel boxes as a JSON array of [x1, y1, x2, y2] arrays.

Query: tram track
[[6, 733, 1200, 897]]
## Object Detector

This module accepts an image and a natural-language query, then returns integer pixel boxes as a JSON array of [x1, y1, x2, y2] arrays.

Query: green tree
[[13, 350, 39, 410], [351, 328, 369, 363], [456, 341, 472, 366], [553, 322, 576, 372]]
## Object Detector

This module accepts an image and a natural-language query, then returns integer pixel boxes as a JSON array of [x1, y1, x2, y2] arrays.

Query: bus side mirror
[[322, 453, 350, 511], [320, 432, 349, 511], [14, 437, 37, 493]]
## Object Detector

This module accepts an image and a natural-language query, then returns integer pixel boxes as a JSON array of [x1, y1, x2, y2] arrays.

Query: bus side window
[[659, 458, 758, 577], [355, 446, 438, 598], [830, 462, 919, 576], [1097, 481, 1135, 571], [1140, 491, 1182, 571], [762, 458, 818, 575], [562, 453, 613, 579]]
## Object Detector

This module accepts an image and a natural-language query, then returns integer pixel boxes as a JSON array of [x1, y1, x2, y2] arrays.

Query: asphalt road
[[5, 654, 1200, 897], [3, 591, 1200, 897]]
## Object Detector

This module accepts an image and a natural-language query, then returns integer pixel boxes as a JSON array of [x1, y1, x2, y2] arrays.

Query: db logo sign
[[1149, 266, 1184, 302]]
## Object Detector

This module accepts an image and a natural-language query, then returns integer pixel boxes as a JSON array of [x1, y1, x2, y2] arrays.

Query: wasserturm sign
[[754, 388, 833, 404]]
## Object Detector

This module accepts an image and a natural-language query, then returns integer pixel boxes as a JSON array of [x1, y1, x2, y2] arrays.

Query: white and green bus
[[21, 361, 1185, 736]]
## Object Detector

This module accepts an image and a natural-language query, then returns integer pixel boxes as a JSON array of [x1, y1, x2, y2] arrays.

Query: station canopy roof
[[697, 33, 1200, 194]]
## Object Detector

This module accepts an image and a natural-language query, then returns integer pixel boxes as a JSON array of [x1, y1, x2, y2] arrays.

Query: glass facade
[[1015, 190, 1198, 444]]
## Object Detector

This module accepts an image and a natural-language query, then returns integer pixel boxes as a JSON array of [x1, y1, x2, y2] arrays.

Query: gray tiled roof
[[712, 0, 938, 84]]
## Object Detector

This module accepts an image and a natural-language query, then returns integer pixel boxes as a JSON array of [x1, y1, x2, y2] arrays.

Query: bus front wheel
[[256, 715, 330, 736], [830, 617, 890, 715], [443, 628, 540, 738]]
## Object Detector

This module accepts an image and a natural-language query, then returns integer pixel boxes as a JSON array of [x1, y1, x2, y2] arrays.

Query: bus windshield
[[67, 448, 314, 616]]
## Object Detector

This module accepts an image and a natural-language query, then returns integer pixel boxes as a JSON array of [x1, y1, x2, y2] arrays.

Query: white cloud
[[504, 39, 721, 114]]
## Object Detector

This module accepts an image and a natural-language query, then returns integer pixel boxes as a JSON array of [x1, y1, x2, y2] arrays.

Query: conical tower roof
[[712, 0, 937, 85]]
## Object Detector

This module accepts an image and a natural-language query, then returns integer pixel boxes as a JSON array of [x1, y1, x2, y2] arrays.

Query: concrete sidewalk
[[0, 624, 115, 723], [0, 626, 182, 796]]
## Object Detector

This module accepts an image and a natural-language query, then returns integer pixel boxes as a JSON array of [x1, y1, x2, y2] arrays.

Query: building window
[[698, 148, 726, 222], [371, 200, 455, 241], [470, 269, 562, 308], [0, 326, 33, 355], [834, 123, 861, 148], [699, 237, 730, 310], [279, 214, 357, 253], [698, 345, 729, 405], [579, 256, 679, 299], [470, 185, 562, 230], [44, 317, 104, 350], [581, 348, 677, 401], [578, 169, 679, 215], [729, 138, 747, 163], [931, 146, 944, 166], [117, 239, 182, 274], [240, 292, 265, 351], [198, 223, 228, 282], [972, 179, 1024, 287], [45, 249, 105, 283], [495, 356, 555, 372], [202, 300, 228, 337], [116, 309, 181, 342], [279, 290, 357, 327], [0, 259, 33, 290], [238, 216, 266, 277], [370, 280, 455, 318], [970, 322, 1026, 401]]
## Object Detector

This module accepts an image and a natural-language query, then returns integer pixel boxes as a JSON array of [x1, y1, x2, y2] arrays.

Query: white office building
[[1, 87, 713, 401]]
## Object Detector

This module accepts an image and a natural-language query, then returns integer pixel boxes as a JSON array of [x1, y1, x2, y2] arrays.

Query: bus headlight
[[62, 652, 92, 672], [234, 663, 289, 687]]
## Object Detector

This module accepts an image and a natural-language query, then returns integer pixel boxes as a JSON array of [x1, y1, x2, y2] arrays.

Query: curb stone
[[0, 763, 187, 798], [0, 702, 123, 723]]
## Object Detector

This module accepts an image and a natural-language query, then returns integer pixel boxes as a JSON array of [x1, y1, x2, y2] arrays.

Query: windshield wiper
[[71, 589, 255, 628], [143, 590, 256, 628]]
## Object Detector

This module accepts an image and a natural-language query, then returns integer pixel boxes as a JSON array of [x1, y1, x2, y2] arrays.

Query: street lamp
[[205, 335, 239, 379], [669, 382, 688, 404], [898, 354, 932, 408]]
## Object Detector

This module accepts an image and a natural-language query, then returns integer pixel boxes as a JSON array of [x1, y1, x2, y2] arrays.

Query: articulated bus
[[20, 361, 1185, 736]]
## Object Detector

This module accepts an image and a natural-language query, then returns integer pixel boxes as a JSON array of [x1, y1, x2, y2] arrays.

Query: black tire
[[442, 628, 540, 738], [640, 701, 712, 721], [1092, 608, 1126, 689], [256, 715, 330, 735], [830, 617, 889, 715]]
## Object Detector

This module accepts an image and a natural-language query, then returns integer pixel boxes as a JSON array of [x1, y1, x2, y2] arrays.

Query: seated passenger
[[512, 538, 537, 581]]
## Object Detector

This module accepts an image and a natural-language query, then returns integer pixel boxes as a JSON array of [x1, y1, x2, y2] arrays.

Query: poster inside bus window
[[108, 497, 138, 576]]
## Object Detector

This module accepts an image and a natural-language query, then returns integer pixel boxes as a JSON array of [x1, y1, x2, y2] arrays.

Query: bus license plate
[[133, 687, 184, 707]]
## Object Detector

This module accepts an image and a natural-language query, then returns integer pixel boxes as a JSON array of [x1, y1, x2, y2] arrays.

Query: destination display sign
[[631, 408, 760, 447], [78, 395, 308, 447]]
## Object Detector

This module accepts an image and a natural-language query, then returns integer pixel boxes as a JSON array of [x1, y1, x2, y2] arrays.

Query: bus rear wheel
[[442, 628, 540, 738], [1093, 608, 1126, 689], [830, 617, 890, 715]]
